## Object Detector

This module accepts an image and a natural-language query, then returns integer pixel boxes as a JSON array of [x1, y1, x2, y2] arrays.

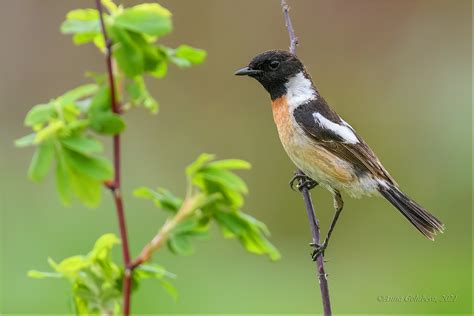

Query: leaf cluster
[[135, 154, 281, 260], [61, 1, 205, 105], [23, 1, 280, 313], [29, 234, 176, 314], [16, 1, 205, 207]]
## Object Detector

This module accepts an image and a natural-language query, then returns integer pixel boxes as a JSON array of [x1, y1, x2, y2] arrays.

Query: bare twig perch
[[280, 1, 332, 315]]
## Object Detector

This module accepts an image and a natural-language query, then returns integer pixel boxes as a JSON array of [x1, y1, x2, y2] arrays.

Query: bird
[[235, 50, 444, 259]]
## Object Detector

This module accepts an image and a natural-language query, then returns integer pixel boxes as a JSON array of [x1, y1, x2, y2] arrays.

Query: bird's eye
[[269, 60, 280, 70]]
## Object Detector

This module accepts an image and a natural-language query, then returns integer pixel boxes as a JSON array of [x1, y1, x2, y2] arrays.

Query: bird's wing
[[293, 99, 396, 185]]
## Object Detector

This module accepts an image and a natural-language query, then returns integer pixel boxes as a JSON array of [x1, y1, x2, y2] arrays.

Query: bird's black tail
[[378, 184, 445, 240]]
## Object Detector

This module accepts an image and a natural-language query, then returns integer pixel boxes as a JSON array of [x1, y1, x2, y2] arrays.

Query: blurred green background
[[0, 0, 471, 314]]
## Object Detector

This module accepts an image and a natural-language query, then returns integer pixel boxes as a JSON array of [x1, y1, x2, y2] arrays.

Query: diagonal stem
[[95, 1, 133, 315], [280, 1, 333, 314]]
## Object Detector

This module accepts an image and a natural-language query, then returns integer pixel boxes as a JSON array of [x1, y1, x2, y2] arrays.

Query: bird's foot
[[310, 241, 327, 261], [289, 173, 318, 191]]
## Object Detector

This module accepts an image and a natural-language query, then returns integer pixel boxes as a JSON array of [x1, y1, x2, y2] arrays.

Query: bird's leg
[[289, 171, 318, 191], [310, 190, 344, 261]]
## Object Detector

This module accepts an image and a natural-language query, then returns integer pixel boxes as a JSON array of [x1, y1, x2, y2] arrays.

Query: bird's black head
[[235, 50, 305, 100]]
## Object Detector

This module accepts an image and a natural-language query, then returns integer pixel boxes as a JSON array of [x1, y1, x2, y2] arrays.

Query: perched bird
[[235, 50, 444, 258]]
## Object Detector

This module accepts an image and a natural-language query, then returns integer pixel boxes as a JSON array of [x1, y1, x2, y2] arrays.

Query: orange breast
[[271, 96, 355, 185], [271, 96, 293, 145]]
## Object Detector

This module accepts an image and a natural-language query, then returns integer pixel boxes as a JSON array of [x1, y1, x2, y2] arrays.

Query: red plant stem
[[95, 1, 133, 315], [281, 1, 332, 315]]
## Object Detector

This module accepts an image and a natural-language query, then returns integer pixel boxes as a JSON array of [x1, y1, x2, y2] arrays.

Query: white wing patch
[[285, 72, 317, 110], [313, 112, 359, 144]]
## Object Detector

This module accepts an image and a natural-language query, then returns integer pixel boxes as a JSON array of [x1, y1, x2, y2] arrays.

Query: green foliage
[[114, 3, 172, 37], [29, 234, 175, 314], [15, 84, 114, 206], [28, 141, 55, 181], [169, 45, 207, 68], [133, 264, 178, 300], [59, 1, 205, 84], [133, 187, 182, 213], [20, 1, 279, 313], [135, 155, 281, 260], [16, 0, 206, 207]]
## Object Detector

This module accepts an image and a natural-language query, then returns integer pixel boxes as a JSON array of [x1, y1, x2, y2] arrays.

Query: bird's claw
[[310, 241, 327, 261], [289, 173, 304, 191], [289, 173, 318, 191]]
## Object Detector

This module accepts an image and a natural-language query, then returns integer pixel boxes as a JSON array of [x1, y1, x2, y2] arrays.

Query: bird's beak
[[234, 67, 261, 76]]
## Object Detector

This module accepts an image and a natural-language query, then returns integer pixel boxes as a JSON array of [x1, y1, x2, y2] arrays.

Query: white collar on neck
[[284, 72, 318, 110]]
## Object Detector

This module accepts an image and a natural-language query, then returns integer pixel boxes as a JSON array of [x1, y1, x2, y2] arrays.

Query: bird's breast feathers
[[271, 93, 387, 197]]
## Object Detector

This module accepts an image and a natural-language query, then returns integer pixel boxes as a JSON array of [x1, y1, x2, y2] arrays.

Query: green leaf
[[175, 45, 206, 65], [25, 103, 54, 127], [69, 170, 102, 207], [55, 255, 89, 278], [59, 84, 98, 106], [63, 149, 113, 181], [213, 210, 280, 261], [207, 159, 251, 170], [133, 187, 182, 212], [61, 135, 103, 155], [241, 231, 281, 261], [197, 177, 243, 208], [89, 112, 125, 135], [56, 148, 73, 206], [89, 233, 120, 261], [28, 141, 55, 181], [238, 212, 270, 235], [28, 270, 62, 279], [126, 79, 142, 101], [109, 26, 144, 77], [114, 3, 172, 37], [126, 77, 159, 113], [167, 235, 193, 256], [102, 0, 118, 13], [15, 133, 36, 148], [61, 9, 100, 34], [150, 61, 167, 78], [127, 32, 162, 72], [214, 211, 246, 236], [89, 85, 111, 113], [62, 103, 81, 122], [168, 55, 191, 68], [35, 121, 65, 144], [48, 257, 59, 270], [199, 167, 248, 194], [135, 264, 175, 280], [93, 35, 106, 51], [159, 279, 178, 301], [133, 263, 178, 300], [172, 218, 200, 235], [133, 187, 154, 199], [72, 32, 99, 45], [30, 232, 126, 314], [186, 153, 215, 176], [68, 119, 90, 132]]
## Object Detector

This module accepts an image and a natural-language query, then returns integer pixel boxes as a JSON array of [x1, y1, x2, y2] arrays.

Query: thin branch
[[95, 1, 133, 315], [298, 172, 332, 316], [280, 2, 332, 315], [130, 195, 201, 269], [281, 0, 298, 54]]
